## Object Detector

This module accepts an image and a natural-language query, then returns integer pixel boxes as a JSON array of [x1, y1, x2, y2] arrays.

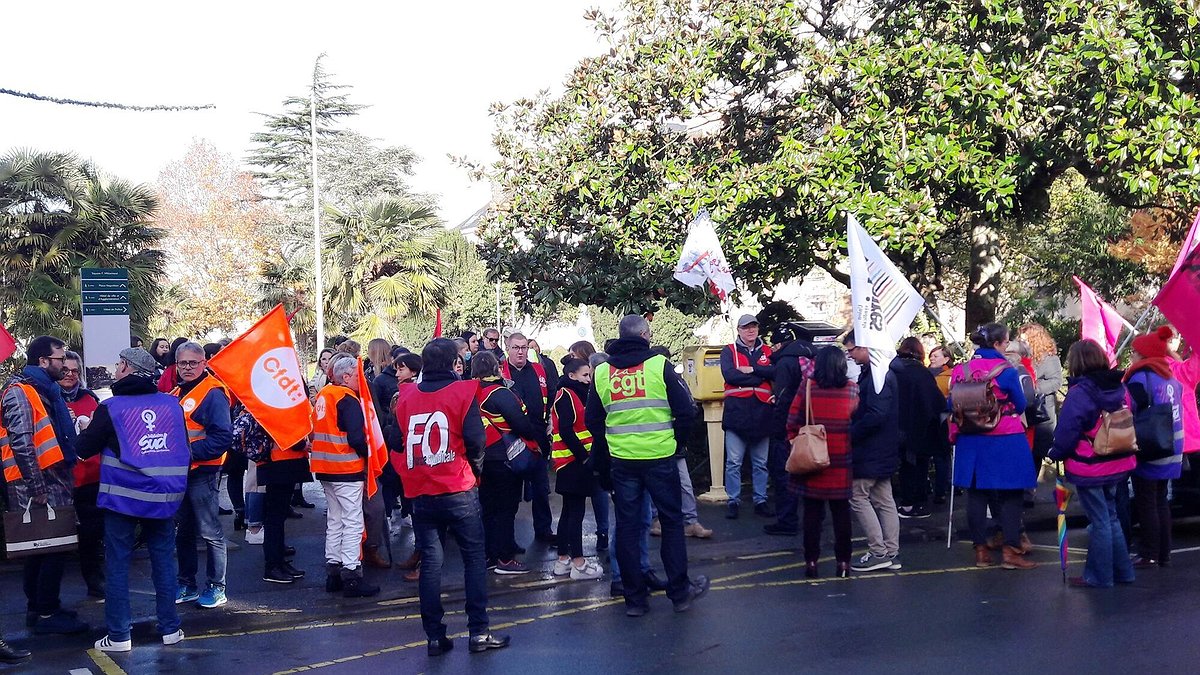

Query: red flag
[[0, 323, 15, 362], [1154, 245, 1200, 349], [433, 308, 443, 338], [1074, 276, 1127, 365], [208, 305, 314, 450], [356, 358, 388, 498]]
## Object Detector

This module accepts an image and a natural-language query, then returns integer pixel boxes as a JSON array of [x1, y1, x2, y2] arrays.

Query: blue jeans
[[246, 492, 264, 527], [1076, 484, 1135, 587], [412, 489, 489, 639], [609, 491, 652, 584], [725, 431, 769, 505], [105, 512, 179, 640], [175, 472, 227, 589], [612, 457, 689, 608]]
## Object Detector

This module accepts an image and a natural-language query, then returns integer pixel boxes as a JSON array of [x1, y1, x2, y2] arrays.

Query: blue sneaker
[[197, 584, 227, 608], [175, 585, 199, 604]]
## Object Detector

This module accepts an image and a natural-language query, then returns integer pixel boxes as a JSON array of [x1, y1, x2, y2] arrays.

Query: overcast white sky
[[0, 0, 616, 226]]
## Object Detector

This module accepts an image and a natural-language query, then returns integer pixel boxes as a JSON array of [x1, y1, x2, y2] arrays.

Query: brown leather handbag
[[786, 380, 830, 475]]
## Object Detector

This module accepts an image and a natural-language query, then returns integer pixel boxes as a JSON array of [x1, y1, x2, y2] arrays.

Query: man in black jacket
[[719, 315, 777, 519], [843, 335, 902, 572], [503, 332, 556, 542], [763, 323, 815, 536]]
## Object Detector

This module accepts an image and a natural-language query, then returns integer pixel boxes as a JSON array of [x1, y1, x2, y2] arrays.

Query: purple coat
[[1126, 364, 1184, 480], [1049, 370, 1135, 487]]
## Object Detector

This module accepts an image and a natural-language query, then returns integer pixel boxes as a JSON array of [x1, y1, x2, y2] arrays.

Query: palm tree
[[0, 148, 166, 345]]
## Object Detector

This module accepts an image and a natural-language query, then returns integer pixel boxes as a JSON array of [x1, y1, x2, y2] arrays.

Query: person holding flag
[[311, 355, 379, 598], [170, 341, 234, 609]]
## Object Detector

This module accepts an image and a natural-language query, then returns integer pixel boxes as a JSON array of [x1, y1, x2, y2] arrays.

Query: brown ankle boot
[[397, 552, 421, 571], [986, 532, 1003, 551], [1018, 532, 1034, 555], [1002, 545, 1037, 570], [363, 547, 391, 569], [974, 544, 995, 568]]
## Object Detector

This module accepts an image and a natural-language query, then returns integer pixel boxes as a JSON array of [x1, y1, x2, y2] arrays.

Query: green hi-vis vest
[[594, 354, 675, 460]]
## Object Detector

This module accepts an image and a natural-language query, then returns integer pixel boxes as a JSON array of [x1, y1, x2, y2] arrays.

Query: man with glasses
[[170, 342, 233, 609], [501, 332, 556, 543], [1, 335, 88, 636], [59, 351, 105, 597], [481, 329, 505, 360]]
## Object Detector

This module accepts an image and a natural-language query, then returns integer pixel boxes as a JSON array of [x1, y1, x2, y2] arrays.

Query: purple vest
[[98, 393, 191, 519], [1129, 369, 1185, 480]]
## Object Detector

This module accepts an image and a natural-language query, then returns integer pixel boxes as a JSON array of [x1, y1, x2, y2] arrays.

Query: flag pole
[[946, 448, 956, 549], [311, 54, 326, 354], [1114, 305, 1154, 361], [923, 304, 964, 358]]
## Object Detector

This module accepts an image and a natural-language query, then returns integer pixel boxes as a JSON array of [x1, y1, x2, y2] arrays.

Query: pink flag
[[1154, 245, 1200, 350], [1170, 209, 1200, 280], [1074, 276, 1127, 364]]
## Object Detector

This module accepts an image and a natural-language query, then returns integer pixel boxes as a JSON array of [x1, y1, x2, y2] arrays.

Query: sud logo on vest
[[136, 408, 170, 454], [252, 347, 308, 409]]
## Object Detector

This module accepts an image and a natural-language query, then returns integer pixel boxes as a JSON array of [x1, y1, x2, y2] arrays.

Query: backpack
[[951, 361, 1010, 434], [231, 406, 273, 462], [1092, 406, 1138, 456]]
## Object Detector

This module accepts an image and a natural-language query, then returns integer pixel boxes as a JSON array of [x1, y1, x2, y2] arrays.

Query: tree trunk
[[965, 216, 1002, 333]]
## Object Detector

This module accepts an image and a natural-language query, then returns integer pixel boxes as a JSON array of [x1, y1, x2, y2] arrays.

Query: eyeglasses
[[177, 360, 204, 369], [46, 356, 65, 363], [483, 336, 498, 342], [510, 345, 528, 351], [62, 367, 80, 375]]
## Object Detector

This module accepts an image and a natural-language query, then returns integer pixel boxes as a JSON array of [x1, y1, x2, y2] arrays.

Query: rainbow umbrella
[[1055, 466, 1071, 583]]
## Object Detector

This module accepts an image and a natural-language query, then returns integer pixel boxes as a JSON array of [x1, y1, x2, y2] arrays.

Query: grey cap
[[736, 314, 759, 328], [119, 347, 159, 376]]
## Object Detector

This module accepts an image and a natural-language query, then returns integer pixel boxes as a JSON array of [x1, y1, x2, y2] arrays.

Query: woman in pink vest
[[1048, 340, 1136, 588]]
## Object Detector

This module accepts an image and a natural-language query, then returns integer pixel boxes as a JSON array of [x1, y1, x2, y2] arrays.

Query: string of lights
[[0, 87, 214, 112]]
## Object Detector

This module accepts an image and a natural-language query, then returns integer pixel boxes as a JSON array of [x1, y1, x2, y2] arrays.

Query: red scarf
[[1123, 357, 1174, 382]]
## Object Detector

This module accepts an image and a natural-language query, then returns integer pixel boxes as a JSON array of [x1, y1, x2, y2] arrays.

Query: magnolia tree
[[476, 0, 1200, 330]]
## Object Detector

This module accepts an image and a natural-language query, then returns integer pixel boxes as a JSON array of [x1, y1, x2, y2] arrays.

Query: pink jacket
[[1170, 354, 1200, 453]]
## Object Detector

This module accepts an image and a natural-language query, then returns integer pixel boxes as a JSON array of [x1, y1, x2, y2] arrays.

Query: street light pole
[[311, 54, 325, 352]]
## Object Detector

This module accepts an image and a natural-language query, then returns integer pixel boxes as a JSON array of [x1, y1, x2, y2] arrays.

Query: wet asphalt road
[[6, 477, 1200, 674]]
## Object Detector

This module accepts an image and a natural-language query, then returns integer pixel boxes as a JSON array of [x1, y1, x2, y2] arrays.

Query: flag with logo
[[1073, 276, 1127, 365], [847, 214, 926, 393], [0, 323, 15, 362], [357, 358, 388, 498], [1154, 244, 1200, 349], [207, 304, 313, 450], [673, 210, 736, 301]]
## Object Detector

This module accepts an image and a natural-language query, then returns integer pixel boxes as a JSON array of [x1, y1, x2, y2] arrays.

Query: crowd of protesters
[[1, 312, 1197, 663]]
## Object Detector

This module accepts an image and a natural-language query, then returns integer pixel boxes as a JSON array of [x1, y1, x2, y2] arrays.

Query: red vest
[[724, 342, 774, 404], [550, 387, 591, 471], [392, 380, 480, 498], [65, 391, 101, 487], [478, 383, 531, 447], [500, 360, 548, 414]]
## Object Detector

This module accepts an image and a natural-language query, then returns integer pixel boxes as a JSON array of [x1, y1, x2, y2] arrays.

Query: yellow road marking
[[735, 550, 793, 560], [87, 648, 128, 675]]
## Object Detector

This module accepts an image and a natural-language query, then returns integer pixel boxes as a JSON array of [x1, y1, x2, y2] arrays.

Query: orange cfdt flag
[[357, 358, 388, 497], [208, 305, 313, 450]]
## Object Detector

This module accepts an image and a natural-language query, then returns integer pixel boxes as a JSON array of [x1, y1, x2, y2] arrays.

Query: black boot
[[342, 569, 380, 598], [0, 637, 30, 664], [325, 563, 343, 593]]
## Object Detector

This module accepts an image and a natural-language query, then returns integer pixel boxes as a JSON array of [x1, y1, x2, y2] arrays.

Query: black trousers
[[74, 483, 105, 589], [802, 498, 852, 564], [898, 455, 930, 506], [1132, 475, 1172, 562], [24, 552, 67, 615], [557, 494, 587, 559], [967, 488, 1023, 548], [263, 483, 293, 568], [769, 437, 799, 529], [479, 460, 522, 561]]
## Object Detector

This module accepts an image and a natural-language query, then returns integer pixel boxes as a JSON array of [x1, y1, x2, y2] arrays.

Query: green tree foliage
[[478, 0, 1200, 331], [590, 305, 704, 357], [0, 149, 166, 350]]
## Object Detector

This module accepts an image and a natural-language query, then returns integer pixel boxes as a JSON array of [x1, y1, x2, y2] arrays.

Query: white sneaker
[[95, 635, 131, 652], [570, 561, 604, 580], [245, 528, 264, 545], [162, 629, 184, 645], [552, 558, 572, 576]]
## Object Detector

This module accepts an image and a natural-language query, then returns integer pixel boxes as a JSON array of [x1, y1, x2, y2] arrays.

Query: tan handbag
[[786, 380, 830, 475]]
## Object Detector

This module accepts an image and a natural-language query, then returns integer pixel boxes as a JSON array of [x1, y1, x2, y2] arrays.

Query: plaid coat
[[786, 380, 859, 500]]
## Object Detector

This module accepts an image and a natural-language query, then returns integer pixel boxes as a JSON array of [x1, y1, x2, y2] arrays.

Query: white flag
[[847, 214, 926, 393], [673, 210, 736, 300]]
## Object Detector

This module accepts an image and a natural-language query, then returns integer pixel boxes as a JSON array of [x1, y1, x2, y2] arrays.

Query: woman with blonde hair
[[365, 338, 391, 382], [1019, 323, 1063, 491]]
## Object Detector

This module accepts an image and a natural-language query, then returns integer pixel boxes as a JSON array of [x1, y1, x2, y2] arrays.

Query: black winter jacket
[[850, 363, 902, 479], [892, 354, 952, 460], [769, 339, 815, 440], [720, 339, 777, 439]]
